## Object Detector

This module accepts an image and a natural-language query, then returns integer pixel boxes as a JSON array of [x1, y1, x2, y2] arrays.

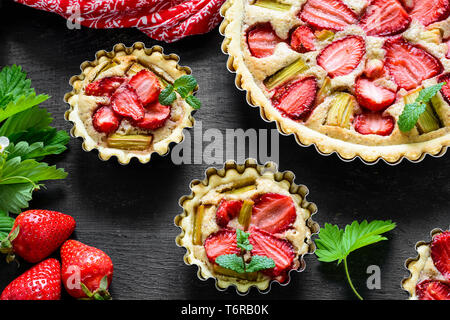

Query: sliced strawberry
[[215, 200, 243, 227], [410, 0, 450, 26], [438, 73, 450, 104], [251, 193, 296, 234], [354, 113, 395, 136], [247, 24, 283, 58], [399, 0, 414, 11], [359, 0, 411, 36], [204, 230, 239, 263], [85, 77, 125, 97], [364, 59, 385, 79], [300, 0, 358, 31], [111, 85, 144, 121], [133, 101, 171, 130], [272, 77, 318, 121], [128, 70, 161, 105], [317, 36, 366, 78], [384, 38, 443, 90], [416, 280, 450, 300], [92, 106, 121, 134], [431, 231, 450, 280], [290, 25, 315, 53], [355, 78, 397, 112], [249, 228, 295, 280]]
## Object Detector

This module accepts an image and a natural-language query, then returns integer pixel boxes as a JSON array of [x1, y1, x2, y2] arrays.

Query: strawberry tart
[[221, 0, 450, 163], [176, 160, 318, 293], [65, 43, 196, 164], [403, 229, 450, 300]]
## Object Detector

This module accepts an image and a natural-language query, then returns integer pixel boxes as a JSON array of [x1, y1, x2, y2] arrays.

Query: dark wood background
[[0, 0, 449, 300]]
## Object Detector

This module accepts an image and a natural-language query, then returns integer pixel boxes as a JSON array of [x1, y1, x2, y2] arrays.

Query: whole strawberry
[[0, 210, 76, 263], [1, 258, 61, 300], [61, 240, 113, 300]]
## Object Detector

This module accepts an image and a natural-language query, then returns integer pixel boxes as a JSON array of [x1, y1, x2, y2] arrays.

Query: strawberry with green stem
[[61, 240, 113, 300], [315, 220, 396, 300]]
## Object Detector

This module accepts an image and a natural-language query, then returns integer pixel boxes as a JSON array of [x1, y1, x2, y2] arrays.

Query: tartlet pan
[[175, 159, 319, 294], [64, 42, 196, 165]]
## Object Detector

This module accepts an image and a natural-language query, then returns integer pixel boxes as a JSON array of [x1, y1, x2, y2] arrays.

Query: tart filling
[[403, 230, 450, 300], [176, 161, 318, 293], [221, 0, 450, 163], [65, 43, 195, 164]]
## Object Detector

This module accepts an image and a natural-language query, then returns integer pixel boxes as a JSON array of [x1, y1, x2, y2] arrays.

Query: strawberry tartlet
[[176, 160, 318, 293], [221, 0, 450, 163], [65, 43, 196, 164], [403, 229, 450, 300]]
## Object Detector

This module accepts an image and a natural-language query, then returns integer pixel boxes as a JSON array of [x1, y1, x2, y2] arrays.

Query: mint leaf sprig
[[398, 83, 445, 132], [215, 229, 275, 274], [315, 220, 396, 300], [159, 75, 201, 110]]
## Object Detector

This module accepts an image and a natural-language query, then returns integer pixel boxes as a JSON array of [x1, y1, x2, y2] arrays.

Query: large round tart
[[221, 0, 450, 163]]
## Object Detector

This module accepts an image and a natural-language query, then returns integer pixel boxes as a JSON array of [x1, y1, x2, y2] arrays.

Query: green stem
[[344, 258, 363, 300], [0, 176, 37, 188]]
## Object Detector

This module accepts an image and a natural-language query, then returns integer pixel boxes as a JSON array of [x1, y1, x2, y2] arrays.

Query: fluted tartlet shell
[[64, 42, 196, 165], [175, 159, 319, 295]]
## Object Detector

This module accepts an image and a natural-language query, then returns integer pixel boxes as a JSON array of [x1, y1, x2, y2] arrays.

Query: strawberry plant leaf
[[315, 220, 396, 300], [0, 182, 34, 214], [0, 65, 35, 108], [0, 94, 49, 123]]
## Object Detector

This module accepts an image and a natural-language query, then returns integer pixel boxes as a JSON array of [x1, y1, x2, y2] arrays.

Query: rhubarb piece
[[111, 85, 145, 121], [264, 58, 308, 90], [193, 205, 205, 246], [416, 280, 450, 300], [272, 77, 318, 120], [204, 230, 239, 263], [253, 0, 292, 11], [85, 77, 125, 97], [133, 101, 171, 130], [317, 36, 366, 78], [404, 89, 441, 134], [212, 264, 258, 280], [431, 231, 450, 280], [316, 77, 332, 105], [359, 0, 411, 36], [354, 113, 395, 136], [384, 38, 443, 90], [438, 73, 450, 104], [247, 24, 283, 58], [355, 78, 396, 112], [364, 59, 384, 79], [106, 134, 152, 150], [228, 185, 256, 195], [410, 0, 450, 27], [290, 25, 315, 53], [315, 29, 335, 41], [128, 70, 161, 105], [238, 199, 254, 230], [300, 0, 358, 31], [251, 193, 296, 234], [326, 93, 355, 129], [92, 106, 121, 134], [249, 227, 295, 280], [216, 200, 243, 227], [420, 29, 443, 44]]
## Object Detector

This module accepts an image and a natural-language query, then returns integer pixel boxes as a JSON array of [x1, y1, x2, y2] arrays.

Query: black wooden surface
[[0, 0, 449, 300]]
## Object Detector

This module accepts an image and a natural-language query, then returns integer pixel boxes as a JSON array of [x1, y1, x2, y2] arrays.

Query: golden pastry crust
[[175, 159, 319, 294], [220, 0, 450, 164], [64, 43, 195, 164], [402, 229, 447, 300]]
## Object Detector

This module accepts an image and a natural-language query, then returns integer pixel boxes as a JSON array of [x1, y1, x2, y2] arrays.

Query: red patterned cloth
[[14, 0, 226, 42]]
